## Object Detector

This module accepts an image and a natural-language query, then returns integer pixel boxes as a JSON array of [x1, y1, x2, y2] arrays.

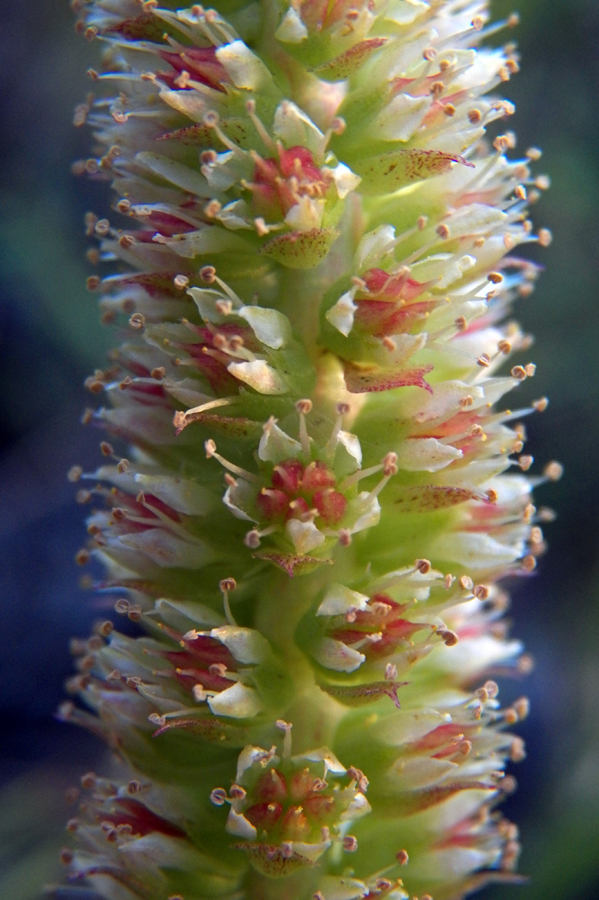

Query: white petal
[[402, 381, 484, 422], [226, 808, 258, 840], [239, 306, 292, 349], [258, 422, 302, 462], [208, 682, 264, 719], [431, 532, 521, 568], [382, 332, 427, 365], [274, 8, 308, 43], [164, 380, 213, 407], [350, 493, 381, 533], [355, 224, 396, 271], [135, 151, 209, 196], [337, 430, 362, 467], [286, 519, 326, 554], [390, 756, 458, 790], [342, 792, 371, 821], [326, 291, 357, 337], [159, 86, 208, 122], [295, 747, 346, 775], [375, 94, 431, 142], [408, 847, 499, 881], [397, 438, 462, 472], [312, 637, 365, 673], [216, 41, 270, 90], [284, 196, 325, 231], [202, 150, 239, 192], [134, 474, 215, 516], [155, 598, 225, 629], [273, 100, 322, 151], [223, 479, 258, 522], [291, 840, 331, 863], [446, 203, 508, 239], [217, 199, 253, 230], [187, 288, 232, 324], [210, 626, 270, 664], [227, 360, 288, 394], [326, 162, 361, 199], [386, 0, 429, 23], [118, 530, 213, 569], [235, 745, 279, 782], [163, 228, 248, 258], [317, 584, 370, 617], [317, 876, 368, 900]]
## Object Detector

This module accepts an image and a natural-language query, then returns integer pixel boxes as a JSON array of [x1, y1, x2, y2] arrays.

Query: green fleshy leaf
[[354, 149, 474, 195], [314, 38, 388, 81], [261, 228, 339, 269], [318, 680, 409, 708]]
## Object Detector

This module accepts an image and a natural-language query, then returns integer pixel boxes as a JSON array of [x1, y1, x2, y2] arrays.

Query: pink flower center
[[257, 459, 347, 526], [249, 147, 330, 222], [243, 766, 344, 841]]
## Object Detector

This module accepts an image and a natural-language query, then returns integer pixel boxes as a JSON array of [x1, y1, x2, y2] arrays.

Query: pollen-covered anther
[[129, 313, 145, 330], [494, 132, 516, 152], [396, 849, 409, 865], [343, 835, 358, 852], [219, 578, 237, 625], [296, 399, 313, 415], [200, 265, 217, 284], [519, 455, 534, 472], [210, 788, 228, 806], [339, 529, 352, 547], [437, 628, 459, 647], [511, 365, 528, 381], [119, 234, 135, 251], [543, 461, 564, 481], [383, 452, 398, 477], [530, 526, 544, 546], [244, 529, 262, 549], [173, 275, 189, 291]]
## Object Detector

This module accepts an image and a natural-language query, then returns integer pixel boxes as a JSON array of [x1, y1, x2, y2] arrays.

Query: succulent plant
[[57, 2, 558, 898]]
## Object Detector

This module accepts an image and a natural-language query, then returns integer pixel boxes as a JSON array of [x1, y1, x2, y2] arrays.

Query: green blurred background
[[0, 1, 597, 897]]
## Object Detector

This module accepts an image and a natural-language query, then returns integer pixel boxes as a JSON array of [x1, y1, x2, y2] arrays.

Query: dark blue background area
[[0, 1, 598, 898]]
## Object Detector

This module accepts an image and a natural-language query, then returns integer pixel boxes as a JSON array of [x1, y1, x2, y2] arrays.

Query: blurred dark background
[[0, 1, 598, 897]]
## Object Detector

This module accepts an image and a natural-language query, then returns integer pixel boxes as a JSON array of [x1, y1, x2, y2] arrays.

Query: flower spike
[[59, 2, 556, 899]]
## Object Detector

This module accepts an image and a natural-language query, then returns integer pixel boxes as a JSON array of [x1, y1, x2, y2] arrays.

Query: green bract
[[57, 2, 556, 899]]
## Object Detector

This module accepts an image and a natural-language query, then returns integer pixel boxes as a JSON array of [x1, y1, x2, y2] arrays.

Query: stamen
[[219, 577, 237, 626], [295, 399, 313, 454], [245, 99, 277, 151], [203, 112, 246, 159], [338, 461, 383, 492], [276, 718, 293, 758], [324, 403, 348, 457], [205, 439, 260, 482]]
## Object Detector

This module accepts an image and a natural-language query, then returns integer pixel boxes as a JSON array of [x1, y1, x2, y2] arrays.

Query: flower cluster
[[57, 2, 557, 899]]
